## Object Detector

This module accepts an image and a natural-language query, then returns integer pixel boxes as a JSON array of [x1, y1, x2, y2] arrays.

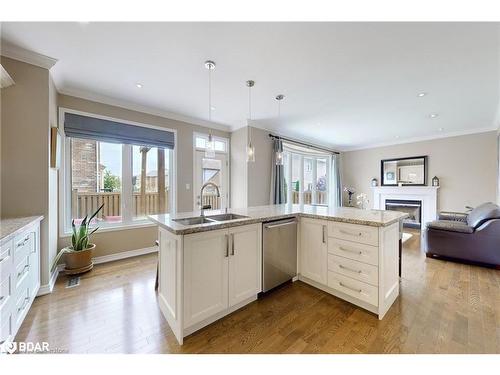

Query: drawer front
[[328, 272, 378, 306], [14, 231, 34, 267], [328, 254, 378, 286], [0, 273, 13, 311], [328, 238, 378, 266], [13, 277, 31, 329], [0, 310, 13, 346], [14, 255, 31, 289], [0, 241, 13, 278], [329, 222, 379, 246]]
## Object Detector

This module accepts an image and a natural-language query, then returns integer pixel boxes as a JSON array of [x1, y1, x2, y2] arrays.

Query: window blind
[[64, 113, 175, 149]]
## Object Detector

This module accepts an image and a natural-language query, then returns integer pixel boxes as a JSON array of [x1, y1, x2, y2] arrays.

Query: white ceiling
[[1, 22, 499, 150]]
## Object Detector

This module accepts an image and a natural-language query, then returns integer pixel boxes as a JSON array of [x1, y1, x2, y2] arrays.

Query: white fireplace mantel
[[371, 186, 439, 226]]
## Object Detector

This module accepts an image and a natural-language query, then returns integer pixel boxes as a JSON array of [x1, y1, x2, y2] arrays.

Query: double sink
[[173, 213, 249, 226]]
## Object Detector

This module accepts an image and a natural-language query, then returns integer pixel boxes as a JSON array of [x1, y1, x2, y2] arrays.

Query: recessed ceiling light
[[395, 135, 400, 139], [211, 106, 216, 111], [135, 83, 143, 88], [417, 92, 427, 97], [438, 127, 444, 131], [429, 113, 439, 118]]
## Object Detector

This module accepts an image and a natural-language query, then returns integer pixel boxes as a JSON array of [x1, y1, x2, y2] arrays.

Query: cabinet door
[[228, 224, 261, 307], [299, 218, 328, 285], [183, 229, 229, 327]]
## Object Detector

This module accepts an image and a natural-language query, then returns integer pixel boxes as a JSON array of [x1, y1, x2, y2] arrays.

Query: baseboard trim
[[37, 246, 158, 296], [92, 246, 158, 265]]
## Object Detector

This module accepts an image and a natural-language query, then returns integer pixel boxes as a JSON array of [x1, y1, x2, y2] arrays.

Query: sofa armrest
[[438, 211, 468, 223], [427, 220, 474, 233]]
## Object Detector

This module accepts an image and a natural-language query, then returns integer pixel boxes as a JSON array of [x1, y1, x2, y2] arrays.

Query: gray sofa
[[424, 202, 500, 268]]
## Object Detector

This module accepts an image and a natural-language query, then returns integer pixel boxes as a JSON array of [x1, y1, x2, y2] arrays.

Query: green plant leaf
[[50, 247, 73, 272], [88, 203, 105, 226]]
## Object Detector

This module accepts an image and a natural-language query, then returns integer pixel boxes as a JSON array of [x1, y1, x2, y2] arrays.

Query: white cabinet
[[228, 224, 261, 307], [183, 228, 229, 327], [0, 219, 41, 352], [178, 223, 262, 338], [299, 218, 327, 285]]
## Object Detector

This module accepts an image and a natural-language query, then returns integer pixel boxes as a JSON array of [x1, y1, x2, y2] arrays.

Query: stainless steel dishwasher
[[262, 218, 297, 292]]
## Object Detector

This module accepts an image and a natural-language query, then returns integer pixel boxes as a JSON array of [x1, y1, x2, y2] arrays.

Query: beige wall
[[342, 131, 498, 212], [1, 56, 57, 286], [57, 94, 230, 257], [230, 126, 248, 208], [247, 126, 272, 207], [230, 126, 273, 208]]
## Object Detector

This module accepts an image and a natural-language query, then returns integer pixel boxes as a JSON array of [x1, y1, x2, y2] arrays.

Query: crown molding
[[0, 40, 57, 70], [340, 126, 498, 152], [58, 87, 232, 133]]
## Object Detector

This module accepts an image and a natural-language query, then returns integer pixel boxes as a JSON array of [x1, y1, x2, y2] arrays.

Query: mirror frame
[[380, 155, 428, 186]]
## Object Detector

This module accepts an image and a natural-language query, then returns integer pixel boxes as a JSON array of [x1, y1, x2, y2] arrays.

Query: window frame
[[58, 107, 177, 236], [193, 132, 229, 154]]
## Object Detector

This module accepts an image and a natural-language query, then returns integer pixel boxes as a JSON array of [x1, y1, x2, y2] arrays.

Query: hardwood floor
[[16, 229, 500, 353]]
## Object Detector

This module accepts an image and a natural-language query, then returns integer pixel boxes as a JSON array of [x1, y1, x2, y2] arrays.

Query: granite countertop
[[0, 215, 44, 242], [149, 204, 408, 235]]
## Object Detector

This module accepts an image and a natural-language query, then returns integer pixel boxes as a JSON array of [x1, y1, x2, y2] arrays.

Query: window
[[194, 133, 228, 153], [62, 110, 175, 233], [283, 143, 331, 206]]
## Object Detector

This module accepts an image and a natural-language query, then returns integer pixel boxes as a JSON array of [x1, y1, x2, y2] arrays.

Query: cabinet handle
[[339, 282, 362, 293], [322, 225, 326, 244], [17, 296, 29, 313], [16, 236, 30, 248], [0, 296, 4, 301], [339, 264, 362, 274], [0, 339, 5, 345], [339, 246, 363, 255], [339, 229, 363, 237], [17, 264, 30, 278], [231, 234, 235, 256], [225, 234, 229, 257], [0, 255, 7, 263]]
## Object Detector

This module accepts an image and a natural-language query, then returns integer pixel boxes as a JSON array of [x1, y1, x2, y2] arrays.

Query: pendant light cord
[[208, 66, 212, 122], [248, 84, 252, 143]]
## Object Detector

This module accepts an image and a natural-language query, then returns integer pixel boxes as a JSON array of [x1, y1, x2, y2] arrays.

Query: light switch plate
[[185, 183, 190, 190]]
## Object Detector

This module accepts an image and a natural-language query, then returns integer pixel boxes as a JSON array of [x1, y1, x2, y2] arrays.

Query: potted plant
[[52, 203, 104, 275]]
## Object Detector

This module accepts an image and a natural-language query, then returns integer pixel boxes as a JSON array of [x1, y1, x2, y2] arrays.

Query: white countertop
[[149, 204, 408, 235], [0, 215, 44, 242]]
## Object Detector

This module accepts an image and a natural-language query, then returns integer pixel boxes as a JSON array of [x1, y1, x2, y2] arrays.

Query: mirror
[[381, 156, 427, 186]]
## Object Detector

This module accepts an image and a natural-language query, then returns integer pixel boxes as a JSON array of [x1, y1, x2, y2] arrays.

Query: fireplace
[[385, 199, 422, 229]]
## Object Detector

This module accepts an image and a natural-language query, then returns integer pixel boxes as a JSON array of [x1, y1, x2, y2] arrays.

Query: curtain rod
[[268, 134, 339, 155]]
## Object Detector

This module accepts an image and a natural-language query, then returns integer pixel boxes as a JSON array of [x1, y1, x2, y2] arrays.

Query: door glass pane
[[303, 158, 313, 204], [201, 158, 221, 209], [316, 158, 328, 205], [214, 140, 226, 152], [71, 138, 122, 225], [291, 154, 301, 203], [195, 136, 206, 149], [132, 146, 168, 219]]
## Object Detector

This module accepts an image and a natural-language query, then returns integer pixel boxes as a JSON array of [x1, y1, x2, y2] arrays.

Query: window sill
[[60, 220, 157, 238]]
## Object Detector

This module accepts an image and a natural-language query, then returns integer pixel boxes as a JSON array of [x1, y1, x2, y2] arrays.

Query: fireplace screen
[[385, 199, 422, 229]]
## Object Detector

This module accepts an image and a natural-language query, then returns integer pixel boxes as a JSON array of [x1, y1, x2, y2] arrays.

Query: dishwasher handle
[[264, 220, 296, 229]]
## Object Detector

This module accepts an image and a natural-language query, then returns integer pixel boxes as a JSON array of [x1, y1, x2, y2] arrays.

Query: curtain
[[332, 153, 342, 207], [270, 139, 286, 204], [64, 113, 175, 149]]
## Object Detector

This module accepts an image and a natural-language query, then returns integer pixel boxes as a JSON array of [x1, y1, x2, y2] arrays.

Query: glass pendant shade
[[205, 134, 215, 158], [246, 142, 255, 162], [275, 150, 284, 165]]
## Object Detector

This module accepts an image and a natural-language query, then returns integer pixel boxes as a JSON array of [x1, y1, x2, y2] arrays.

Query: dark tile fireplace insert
[[385, 199, 422, 229]]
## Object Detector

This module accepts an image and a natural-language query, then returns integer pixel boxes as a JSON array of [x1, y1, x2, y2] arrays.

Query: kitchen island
[[149, 204, 407, 345]]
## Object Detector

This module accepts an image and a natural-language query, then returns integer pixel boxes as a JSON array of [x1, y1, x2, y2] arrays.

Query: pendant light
[[246, 80, 255, 163], [204, 60, 216, 158], [275, 94, 285, 165]]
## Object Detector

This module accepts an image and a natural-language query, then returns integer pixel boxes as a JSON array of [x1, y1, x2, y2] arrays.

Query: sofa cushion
[[427, 220, 474, 234], [466, 202, 500, 229]]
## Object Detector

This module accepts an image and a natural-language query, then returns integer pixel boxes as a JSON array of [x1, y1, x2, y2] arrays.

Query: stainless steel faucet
[[200, 182, 220, 217]]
